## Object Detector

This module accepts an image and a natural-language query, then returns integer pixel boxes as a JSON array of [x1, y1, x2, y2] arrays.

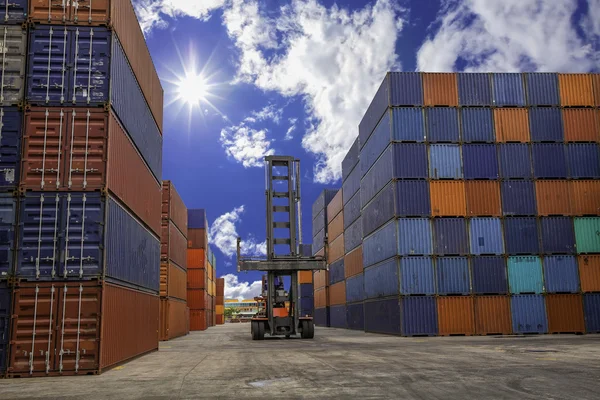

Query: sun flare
[[177, 72, 209, 107]]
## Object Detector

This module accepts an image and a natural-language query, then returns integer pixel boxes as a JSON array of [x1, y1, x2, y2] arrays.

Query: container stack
[[3, 0, 164, 377], [159, 181, 188, 341], [216, 277, 225, 324], [298, 243, 314, 317], [207, 247, 217, 327], [327, 190, 346, 328]]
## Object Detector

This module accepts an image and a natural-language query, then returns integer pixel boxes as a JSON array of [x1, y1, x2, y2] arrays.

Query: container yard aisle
[[0, 323, 599, 399]]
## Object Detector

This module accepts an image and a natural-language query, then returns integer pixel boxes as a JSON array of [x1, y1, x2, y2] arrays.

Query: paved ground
[[1, 324, 600, 399]]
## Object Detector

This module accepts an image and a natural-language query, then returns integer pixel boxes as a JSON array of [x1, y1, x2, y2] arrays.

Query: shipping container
[[462, 144, 499, 180], [579, 255, 600, 292], [346, 274, 364, 303], [329, 258, 345, 285], [361, 111, 391, 176], [313, 307, 330, 327], [535, 181, 572, 216], [595, 74, 600, 106], [187, 248, 206, 269], [508, 256, 543, 294], [493, 73, 526, 106], [494, 109, 530, 142], [430, 181, 466, 216], [499, 144, 532, 179], [558, 74, 594, 107], [312, 190, 337, 221], [298, 271, 313, 285], [546, 294, 585, 333], [526, 73, 560, 106], [475, 296, 512, 335], [395, 180, 431, 217], [186, 289, 207, 310], [188, 229, 208, 250], [344, 245, 363, 279], [346, 302, 364, 331], [423, 73, 458, 106], [326, 190, 343, 225], [532, 143, 567, 178], [465, 181, 501, 217], [341, 138, 359, 182], [501, 181, 537, 216], [328, 234, 344, 264], [362, 181, 395, 237], [583, 294, 600, 333], [342, 165, 360, 205], [540, 217, 576, 254], [511, 294, 548, 334], [329, 281, 346, 306], [343, 192, 360, 229], [0, 26, 26, 106], [461, 108, 495, 143], [436, 257, 470, 295], [401, 257, 435, 295], [574, 217, 600, 253], [529, 108, 564, 142], [458, 73, 492, 106], [0, 107, 22, 190], [0, 281, 10, 374], [562, 109, 599, 142], [328, 211, 344, 242], [161, 221, 187, 269], [428, 144, 462, 179], [159, 298, 187, 341], [567, 143, 600, 178], [313, 269, 328, 290], [189, 310, 207, 331], [330, 305, 347, 329], [543, 256, 579, 293], [312, 229, 325, 255], [397, 218, 433, 256], [401, 296, 438, 336], [314, 287, 328, 308], [0, 194, 17, 278], [427, 108, 460, 142], [433, 218, 468, 255], [188, 209, 208, 230], [162, 181, 187, 238], [358, 78, 390, 148], [160, 262, 187, 300], [471, 256, 508, 294], [312, 209, 326, 238], [391, 107, 425, 142], [300, 297, 313, 316], [299, 282, 313, 297], [364, 259, 399, 299], [364, 297, 401, 335], [1, 0, 27, 23], [437, 296, 475, 336]]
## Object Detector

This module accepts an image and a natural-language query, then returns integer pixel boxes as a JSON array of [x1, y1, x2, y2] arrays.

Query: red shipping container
[[159, 298, 188, 341], [190, 310, 207, 331], [187, 289, 207, 309], [216, 314, 225, 325], [188, 228, 208, 249], [161, 221, 187, 269], [159, 263, 187, 301], [474, 296, 512, 335], [187, 249, 206, 269], [579, 255, 600, 292], [162, 181, 188, 238], [546, 294, 585, 334]]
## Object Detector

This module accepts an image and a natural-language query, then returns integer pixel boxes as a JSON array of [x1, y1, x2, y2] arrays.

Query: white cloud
[[210, 206, 267, 258], [417, 0, 599, 72], [134, 0, 227, 33], [582, 0, 600, 40], [248, 104, 284, 124], [220, 123, 275, 168], [222, 274, 262, 300], [285, 118, 298, 140], [223, 0, 403, 183]]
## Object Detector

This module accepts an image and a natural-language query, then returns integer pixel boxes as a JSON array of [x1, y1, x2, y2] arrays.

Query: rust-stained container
[[328, 211, 344, 242], [593, 74, 600, 106], [161, 221, 187, 270], [563, 109, 599, 142], [314, 270, 328, 290], [329, 282, 346, 306], [216, 315, 224, 325], [558, 74, 594, 107], [546, 294, 585, 333], [159, 298, 187, 341], [159, 263, 186, 300], [314, 287, 328, 308], [494, 109, 530, 142], [571, 181, 600, 216], [326, 190, 343, 224], [437, 296, 475, 336], [465, 181, 501, 217], [162, 181, 187, 238], [188, 228, 208, 249], [423, 73, 458, 106], [536, 181, 572, 216], [216, 295, 224, 306], [187, 289, 207, 310], [190, 310, 207, 331], [474, 296, 512, 335], [328, 234, 345, 264], [187, 249, 206, 269], [298, 271, 313, 284], [579, 255, 600, 292], [430, 181, 466, 217], [344, 246, 363, 279]]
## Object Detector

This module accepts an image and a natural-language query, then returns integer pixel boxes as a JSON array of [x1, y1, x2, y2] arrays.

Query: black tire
[[257, 321, 265, 340], [301, 320, 310, 339], [251, 321, 258, 340], [307, 320, 315, 339]]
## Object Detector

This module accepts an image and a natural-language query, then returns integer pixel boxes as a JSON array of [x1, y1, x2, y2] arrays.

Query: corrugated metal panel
[[344, 245, 362, 278], [346, 303, 364, 331], [299, 283, 313, 297], [0, 194, 16, 278], [328, 233, 344, 264], [423, 73, 458, 106], [391, 107, 425, 142], [546, 294, 585, 333], [526, 73, 560, 106], [159, 298, 187, 341], [401, 296, 438, 336], [396, 180, 430, 217], [583, 294, 600, 333], [579, 255, 600, 292], [558, 74, 594, 107], [475, 296, 512, 335], [358, 75, 390, 149], [595, 74, 600, 107], [437, 296, 475, 336], [544, 256, 579, 293], [326, 190, 343, 224], [330, 281, 347, 306], [346, 274, 364, 303], [314, 288, 328, 308], [504, 217, 540, 255], [0, 107, 22, 189], [363, 218, 397, 268], [562, 109, 599, 142], [330, 304, 347, 328], [187, 248, 205, 269], [362, 180, 395, 237], [401, 256, 435, 295], [364, 297, 401, 335], [462, 144, 499, 179], [364, 259, 399, 299], [429, 144, 462, 179], [313, 306, 330, 327], [161, 221, 187, 269], [313, 209, 326, 238], [529, 108, 564, 142], [494, 109, 530, 142], [189, 309, 207, 331], [343, 191, 360, 229], [465, 181, 501, 217], [458, 73, 492, 106], [329, 258, 345, 285], [344, 216, 362, 255], [1, 0, 27, 23], [342, 165, 360, 205], [511, 295, 547, 334], [162, 181, 187, 238], [0, 281, 10, 373], [436, 257, 470, 295], [433, 218, 468, 255], [186, 268, 206, 289], [188, 209, 207, 230], [472, 256, 507, 294], [427, 108, 460, 142], [389, 72, 423, 107], [574, 217, 600, 253], [469, 218, 504, 255], [501, 181, 537, 216], [540, 217, 575, 254], [499, 144, 532, 179], [186, 289, 206, 309], [0, 26, 26, 106], [508, 256, 543, 294], [461, 108, 494, 143], [341, 137, 359, 182], [398, 218, 433, 255], [328, 211, 344, 242], [360, 111, 391, 176], [535, 181, 572, 216], [493, 73, 526, 106], [567, 143, 600, 178]]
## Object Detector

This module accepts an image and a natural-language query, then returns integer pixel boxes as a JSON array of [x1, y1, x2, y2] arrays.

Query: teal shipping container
[[574, 218, 600, 254], [508, 256, 544, 294]]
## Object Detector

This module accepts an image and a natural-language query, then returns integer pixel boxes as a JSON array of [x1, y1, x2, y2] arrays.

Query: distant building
[[225, 299, 260, 317]]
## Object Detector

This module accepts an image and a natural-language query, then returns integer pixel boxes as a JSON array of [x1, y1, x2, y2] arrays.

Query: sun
[[177, 72, 209, 107]]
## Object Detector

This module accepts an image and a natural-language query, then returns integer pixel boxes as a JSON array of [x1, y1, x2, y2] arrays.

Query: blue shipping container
[[532, 144, 567, 178], [346, 274, 364, 303], [0, 107, 22, 189], [313, 209, 326, 237], [359, 77, 390, 149], [429, 144, 462, 179], [300, 283, 314, 298], [300, 297, 313, 315], [364, 297, 401, 335], [188, 209, 207, 229], [346, 303, 364, 331], [540, 217, 575, 254], [344, 217, 362, 253], [312, 189, 338, 219], [363, 217, 397, 268], [0, 281, 10, 373], [433, 218, 469, 255], [436, 257, 470, 295], [501, 181, 537, 216], [361, 111, 391, 176], [329, 258, 345, 285], [461, 108, 495, 142], [504, 217, 540, 255], [462, 144, 499, 179], [343, 163, 361, 205], [312, 229, 325, 255], [583, 294, 600, 333], [499, 144, 532, 179], [511, 295, 548, 334], [314, 307, 330, 327], [330, 304, 347, 329], [0, 194, 17, 278], [567, 144, 600, 179], [362, 181, 396, 237], [543, 256, 579, 293], [0, 0, 27, 23], [493, 73, 526, 106], [343, 192, 361, 229], [427, 108, 460, 143], [469, 218, 504, 255], [395, 180, 430, 217], [364, 259, 399, 299], [342, 138, 360, 182], [529, 108, 563, 142], [401, 296, 438, 336], [391, 107, 425, 142], [458, 73, 492, 106], [508, 256, 544, 294], [471, 256, 508, 294], [398, 218, 433, 256], [401, 257, 435, 295], [526, 73, 560, 106]]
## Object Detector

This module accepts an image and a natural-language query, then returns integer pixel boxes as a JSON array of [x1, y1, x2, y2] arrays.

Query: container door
[[0, 0, 28, 23], [29, 0, 70, 24], [0, 194, 16, 277], [0, 26, 26, 106], [70, 0, 110, 25], [10, 284, 59, 375], [69, 27, 110, 105], [0, 107, 22, 189]]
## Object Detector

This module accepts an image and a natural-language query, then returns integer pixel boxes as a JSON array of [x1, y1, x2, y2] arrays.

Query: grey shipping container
[[0, 107, 22, 190], [344, 217, 362, 253], [343, 191, 361, 229], [312, 189, 338, 220], [0, 26, 26, 106], [342, 138, 359, 182], [526, 73, 560, 106], [0, 193, 17, 278], [342, 164, 360, 205]]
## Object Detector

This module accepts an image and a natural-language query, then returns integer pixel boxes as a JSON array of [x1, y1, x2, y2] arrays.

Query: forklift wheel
[[251, 321, 265, 340], [251, 321, 258, 340], [301, 320, 314, 339]]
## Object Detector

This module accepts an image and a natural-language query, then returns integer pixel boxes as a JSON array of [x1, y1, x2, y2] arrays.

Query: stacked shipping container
[[216, 278, 225, 324], [327, 190, 346, 328]]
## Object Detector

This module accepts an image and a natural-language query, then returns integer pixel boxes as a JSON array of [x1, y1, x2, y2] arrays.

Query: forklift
[[237, 156, 327, 340]]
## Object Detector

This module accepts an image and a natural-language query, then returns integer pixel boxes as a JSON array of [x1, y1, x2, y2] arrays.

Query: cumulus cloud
[[134, 0, 227, 33], [582, 0, 600, 40], [222, 274, 262, 300], [249, 104, 284, 124], [220, 123, 275, 168], [417, 0, 599, 72], [285, 118, 298, 140], [210, 206, 267, 258]]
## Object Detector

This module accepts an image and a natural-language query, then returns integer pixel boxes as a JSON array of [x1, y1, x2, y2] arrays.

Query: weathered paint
[[475, 296, 512, 335], [493, 73, 526, 106], [507, 256, 544, 294], [398, 218, 433, 256], [529, 108, 564, 142], [346, 274, 364, 303], [499, 144, 533, 179], [433, 218, 469, 255], [567, 143, 600, 179], [330, 304, 347, 329], [458, 73, 492, 106], [469, 218, 504, 255], [361, 111, 391, 177], [0, 194, 16, 278], [574, 217, 600, 253], [396, 180, 430, 217], [436, 257, 470, 295], [546, 294, 585, 334], [401, 257, 435, 295], [364, 259, 399, 299], [511, 294, 548, 334], [391, 107, 425, 142], [401, 296, 438, 336], [461, 108, 495, 142], [364, 297, 401, 335], [437, 296, 475, 336], [583, 294, 600, 333], [532, 143, 567, 178], [462, 144, 499, 179], [427, 108, 460, 142], [501, 181, 537, 216], [526, 73, 560, 106], [471, 256, 508, 294], [329, 258, 345, 285], [429, 144, 462, 179], [346, 303, 364, 331], [540, 217, 576, 254], [544, 256, 579, 293], [363, 218, 397, 268], [342, 138, 359, 182]]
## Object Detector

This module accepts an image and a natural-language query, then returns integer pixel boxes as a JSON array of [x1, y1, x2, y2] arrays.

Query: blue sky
[[134, 0, 600, 299]]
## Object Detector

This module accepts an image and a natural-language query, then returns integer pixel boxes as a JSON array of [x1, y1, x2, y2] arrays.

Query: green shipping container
[[508, 256, 544, 294], [574, 218, 600, 254]]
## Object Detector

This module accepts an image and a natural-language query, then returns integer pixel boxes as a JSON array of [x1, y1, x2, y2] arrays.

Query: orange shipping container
[[430, 181, 466, 217], [562, 109, 599, 142], [159, 263, 186, 300], [207, 264, 214, 281], [546, 294, 585, 334], [328, 211, 344, 242], [216, 295, 224, 306], [593, 74, 600, 106], [298, 271, 313, 284], [187, 249, 206, 269], [558, 74, 594, 107], [465, 181, 501, 217], [216, 305, 224, 315], [329, 282, 346, 306], [187, 268, 207, 289], [187, 289, 207, 310], [314, 287, 328, 308], [314, 270, 328, 289], [159, 298, 188, 341], [535, 181, 572, 216], [423, 73, 458, 106], [579, 255, 600, 292], [190, 310, 207, 331], [216, 314, 224, 325], [474, 296, 512, 335], [162, 181, 188, 237], [494, 108, 530, 142], [327, 190, 343, 224], [188, 228, 208, 249], [328, 234, 345, 264], [437, 296, 475, 336], [344, 246, 363, 279], [571, 181, 600, 215], [161, 221, 187, 269]]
